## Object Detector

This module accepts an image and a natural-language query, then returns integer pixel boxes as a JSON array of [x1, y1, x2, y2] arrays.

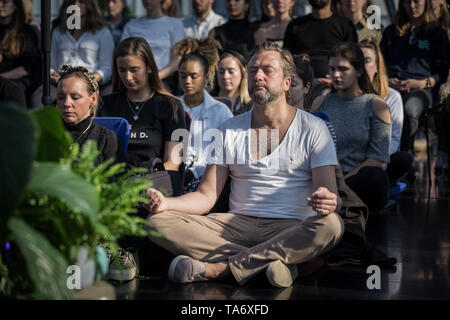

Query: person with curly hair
[[175, 38, 233, 192]]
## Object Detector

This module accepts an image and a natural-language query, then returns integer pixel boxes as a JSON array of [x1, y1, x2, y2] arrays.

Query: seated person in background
[[284, 0, 358, 91], [183, 0, 226, 40], [215, 50, 253, 115], [174, 38, 233, 192], [253, 0, 276, 27], [56, 65, 123, 165], [161, 0, 181, 18], [99, 37, 186, 174], [208, 0, 257, 60], [0, 0, 41, 107], [254, 0, 296, 47], [341, 0, 383, 43], [121, 0, 185, 93], [311, 42, 392, 212], [359, 40, 412, 185], [145, 42, 344, 289], [289, 54, 314, 110], [380, 0, 449, 153], [31, 0, 114, 108], [0, 44, 26, 107], [105, 0, 133, 47]]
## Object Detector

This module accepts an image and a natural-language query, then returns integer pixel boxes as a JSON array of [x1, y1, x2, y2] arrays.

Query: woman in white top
[[31, 0, 114, 108], [175, 38, 233, 192], [359, 39, 413, 184], [121, 0, 184, 89]]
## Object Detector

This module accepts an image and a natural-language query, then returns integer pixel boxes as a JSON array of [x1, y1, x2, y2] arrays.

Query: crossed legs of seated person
[[147, 211, 344, 288]]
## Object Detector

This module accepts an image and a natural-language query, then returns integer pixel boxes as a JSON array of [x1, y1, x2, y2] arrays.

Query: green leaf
[[0, 103, 36, 219], [27, 162, 100, 218], [30, 106, 72, 162], [8, 217, 76, 300]]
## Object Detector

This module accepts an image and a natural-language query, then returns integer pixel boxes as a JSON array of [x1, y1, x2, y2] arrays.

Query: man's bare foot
[[205, 261, 231, 280]]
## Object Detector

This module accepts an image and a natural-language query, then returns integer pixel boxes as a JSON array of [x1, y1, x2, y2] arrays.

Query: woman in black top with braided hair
[[56, 65, 123, 165]]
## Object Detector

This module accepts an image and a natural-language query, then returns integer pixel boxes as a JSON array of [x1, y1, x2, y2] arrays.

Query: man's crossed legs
[[148, 211, 344, 287]]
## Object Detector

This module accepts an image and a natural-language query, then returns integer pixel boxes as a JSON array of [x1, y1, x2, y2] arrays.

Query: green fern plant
[[0, 105, 161, 299]]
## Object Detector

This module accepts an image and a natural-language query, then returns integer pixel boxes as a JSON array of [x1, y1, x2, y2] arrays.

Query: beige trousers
[[148, 211, 344, 285]]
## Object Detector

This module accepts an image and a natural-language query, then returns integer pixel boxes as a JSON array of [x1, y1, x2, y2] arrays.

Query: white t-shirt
[[182, 90, 233, 178], [121, 16, 185, 70], [211, 108, 338, 220], [385, 87, 404, 155]]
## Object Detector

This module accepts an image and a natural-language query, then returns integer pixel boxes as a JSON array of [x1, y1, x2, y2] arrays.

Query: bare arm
[[145, 164, 229, 215], [307, 165, 342, 214], [163, 141, 182, 171], [343, 158, 386, 179], [309, 95, 326, 112], [158, 48, 182, 80], [0, 66, 28, 79]]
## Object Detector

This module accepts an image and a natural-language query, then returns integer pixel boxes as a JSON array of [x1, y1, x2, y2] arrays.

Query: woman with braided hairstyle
[[175, 38, 233, 193], [56, 65, 124, 165]]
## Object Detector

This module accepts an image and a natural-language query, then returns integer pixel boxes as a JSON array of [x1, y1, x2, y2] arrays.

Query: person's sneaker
[[265, 260, 298, 288], [168, 255, 207, 283], [107, 249, 139, 281]]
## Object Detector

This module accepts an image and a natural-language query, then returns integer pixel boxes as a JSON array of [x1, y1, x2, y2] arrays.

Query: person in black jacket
[[380, 0, 449, 152], [0, 0, 41, 107], [208, 0, 257, 61], [56, 65, 123, 165]]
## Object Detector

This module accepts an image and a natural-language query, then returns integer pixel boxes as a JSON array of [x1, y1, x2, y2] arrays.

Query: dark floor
[[111, 142, 450, 301]]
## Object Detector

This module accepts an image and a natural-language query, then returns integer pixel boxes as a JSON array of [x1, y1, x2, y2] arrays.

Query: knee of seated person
[[147, 211, 173, 229], [325, 213, 345, 241]]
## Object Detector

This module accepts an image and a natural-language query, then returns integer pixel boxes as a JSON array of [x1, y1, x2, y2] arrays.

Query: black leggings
[[386, 151, 413, 184], [345, 166, 390, 212]]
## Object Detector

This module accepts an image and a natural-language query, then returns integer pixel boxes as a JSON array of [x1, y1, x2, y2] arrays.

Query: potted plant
[[0, 103, 159, 299]]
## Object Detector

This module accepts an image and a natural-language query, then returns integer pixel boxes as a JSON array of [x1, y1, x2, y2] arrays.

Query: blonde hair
[[58, 65, 100, 117], [359, 40, 389, 98], [219, 51, 251, 104]]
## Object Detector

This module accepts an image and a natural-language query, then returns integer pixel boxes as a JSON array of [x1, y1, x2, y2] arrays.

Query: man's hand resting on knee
[[307, 187, 338, 215], [145, 188, 169, 214]]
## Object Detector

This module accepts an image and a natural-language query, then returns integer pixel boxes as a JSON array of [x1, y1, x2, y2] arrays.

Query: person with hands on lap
[[144, 42, 344, 289]]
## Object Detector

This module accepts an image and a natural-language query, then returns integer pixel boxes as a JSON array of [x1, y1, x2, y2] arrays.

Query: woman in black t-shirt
[[99, 37, 186, 171]]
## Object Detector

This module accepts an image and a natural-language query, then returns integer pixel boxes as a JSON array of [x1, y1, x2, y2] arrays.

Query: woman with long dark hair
[[99, 37, 186, 174], [311, 42, 392, 212], [380, 0, 449, 153], [0, 0, 41, 107], [31, 0, 115, 108]]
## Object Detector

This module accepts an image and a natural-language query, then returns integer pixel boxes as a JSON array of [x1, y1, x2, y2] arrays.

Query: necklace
[[126, 92, 154, 121], [69, 118, 93, 150]]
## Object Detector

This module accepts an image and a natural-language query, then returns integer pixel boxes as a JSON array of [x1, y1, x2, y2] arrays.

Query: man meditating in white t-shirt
[[145, 42, 344, 288]]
